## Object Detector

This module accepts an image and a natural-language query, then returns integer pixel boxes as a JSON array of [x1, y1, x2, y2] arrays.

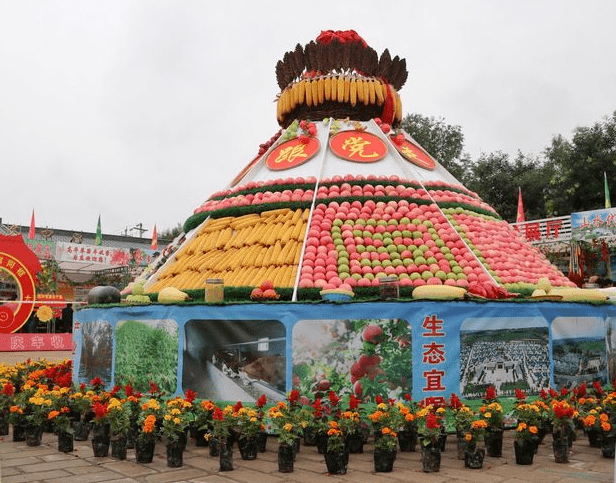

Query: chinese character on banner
[[546, 219, 562, 239], [524, 222, 541, 241], [50, 335, 65, 349], [421, 315, 445, 337], [30, 336, 45, 349], [329, 131, 387, 163], [422, 341, 446, 364], [390, 136, 436, 170], [423, 368, 446, 391], [10, 336, 25, 350], [266, 137, 319, 170]]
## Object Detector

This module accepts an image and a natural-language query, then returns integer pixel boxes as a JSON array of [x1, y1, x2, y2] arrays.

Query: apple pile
[[250, 280, 280, 300]]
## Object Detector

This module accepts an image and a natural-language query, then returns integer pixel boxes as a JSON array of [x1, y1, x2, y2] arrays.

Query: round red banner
[[0, 253, 36, 333], [266, 137, 320, 171], [391, 136, 436, 170], [329, 131, 387, 163]]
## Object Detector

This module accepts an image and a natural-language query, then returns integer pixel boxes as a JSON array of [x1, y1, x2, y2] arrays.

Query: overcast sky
[[1, 1, 615, 238]]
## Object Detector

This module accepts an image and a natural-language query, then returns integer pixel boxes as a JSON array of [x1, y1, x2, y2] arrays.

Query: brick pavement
[[1, 426, 614, 483]]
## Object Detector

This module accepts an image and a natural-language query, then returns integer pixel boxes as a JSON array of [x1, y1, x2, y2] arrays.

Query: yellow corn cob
[[271, 240, 283, 263], [291, 209, 302, 224], [381, 83, 389, 103], [262, 208, 290, 218], [302, 208, 311, 220], [276, 96, 283, 122], [297, 80, 306, 104], [324, 76, 332, 100], [280, 220, 294, 245], [262, 244, 275, 267], [305, 79, 313, 107], [230, 213, 260, 229], [290, 220, 305, 240], [311, 79, 319, 106], [344, 76, 351, 102], [216, 227, 233, 248], [337, 75, 345, 102], [350, 79, 357, 107], [395, 92, 403, 122], [375, 80, 385, 104], [363, 80, 370, 105], [356, 79, 365, 104], [368, 79, 376, 105], [329, 77, 337, 102], [412, 285, 467, 300], [316, 77, 324, 105], [291, 82, 299, 108]]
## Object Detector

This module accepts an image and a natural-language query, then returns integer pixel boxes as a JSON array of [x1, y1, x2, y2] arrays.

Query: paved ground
[[1, 427, 614, 483]]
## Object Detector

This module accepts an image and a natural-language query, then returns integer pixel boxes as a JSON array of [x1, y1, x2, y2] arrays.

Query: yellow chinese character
[[400, 144, 418, 160], [6, 260, 15, 269], [275, 144, 308, 164], [341, 136, 379, 158], [16, 268, 26, 278]]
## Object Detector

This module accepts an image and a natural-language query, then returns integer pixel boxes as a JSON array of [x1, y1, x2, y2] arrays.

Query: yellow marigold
[[247, 409, 257, 418], [328, 420, 339, 429], [472, 420, 488, 429], [584, 415, 597, 427], [377, 402, 387, 410], [37, 305, 53, 322], [529, 426, 538, 434], [382, 427, 392, 435], [484, 412, 492, 419], [143, 414, 157, 433], [283, 423, 292, 432], [405, 413, 415, 422], [600, 413, 609, 422], [164, 414, 172, 421], [276, 401, 287, 409], [201, 400, 214, 411], [328, 428, 341, 436], [464, 433, 473, 442], [417, 407, 430, 417], [108, 398, 122, 410], [436, 407, 445, 414], [602, 422, 612, 432], [517, 422, 527, 432], [10, 406, 23, 414], [173, 417, 181, 424], [48, 410, 60, 420], [171, 408, 181, 415]]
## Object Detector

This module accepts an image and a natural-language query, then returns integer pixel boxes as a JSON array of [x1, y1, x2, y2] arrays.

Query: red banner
[[266, 137, 320, 171], [391, 136, 436, 170], [330, 131, 387, 163], [0, 333, 73, 351]]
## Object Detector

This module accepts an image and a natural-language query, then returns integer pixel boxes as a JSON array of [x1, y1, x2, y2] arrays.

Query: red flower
[[256, 394, 267, 408], [90, 377, 103, 389], [540, 388, 549, 400], [185, 389, 196, 403], [124, 384, 134, 397], [2, 382, 14, 396], [575, 383, 587, 398], [213, 407, 224, 420], [92, 402, 108, 420], [328, 391, 340, 406], [375, 395, 383, 404], [593, 380, 604, 396], [288, 389, 300, 404], [426, 413, 440, 429], [449, 393, 462, 410], [515, 388, 527, 401], [404, 393, 411, 402], [233, 401, 243, 412], [549, 388, 559, 398], [313, 398, 322, 410], [109, 385, 120, 397], [484, 386, 497, 401], [560, 387, 569, 397], [79, 383, 86, 392], [348, 394, 359, 410], [149, 381, 159, 394]]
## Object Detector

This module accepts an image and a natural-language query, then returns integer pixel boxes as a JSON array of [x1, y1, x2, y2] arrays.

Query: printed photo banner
[[571, 207, 616, 241], [55, 242, 157, 267], [73, 301, 616, 403]]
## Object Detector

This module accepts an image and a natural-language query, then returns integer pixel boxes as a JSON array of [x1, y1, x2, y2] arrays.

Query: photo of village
[[552, 316, 607, 389], [459, 317, 550, 398]]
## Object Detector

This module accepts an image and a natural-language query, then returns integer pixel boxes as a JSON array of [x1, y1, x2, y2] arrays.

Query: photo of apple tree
[[114, 319, 179, 394], [292, 318, 411, 400]]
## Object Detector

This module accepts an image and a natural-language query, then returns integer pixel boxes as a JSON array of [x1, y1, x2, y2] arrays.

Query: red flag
[[28, 210, 36, 239], [516, 187, 525, 223], [151, 224, 158, 250]]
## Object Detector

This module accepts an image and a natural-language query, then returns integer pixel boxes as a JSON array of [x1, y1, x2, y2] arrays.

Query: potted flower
[[47, 387, 74, 453], [136, 398, 162, 463], [0, 381, 15, 435], [161, 397, 191, 467], [90, 400, 111, 457], [463, 419, 488, 469], [275, 420, 296, 473], [479, 386, 503, 457], [23, 388, 53, 446], [323, 420, 348, 474], [373, 426, 397, 472], [453, 404, 476, 459], [69, 386, 94, 440], [417, 409, 442, 472], [106, 397, 130, 459], [550, 399, 575, 462], [255, 394, 268, 452], [582, 409, 604, 448], [514, 422, 540, 464], [395, 393, 419, 452], [339, 406, 364, 453], [211, 405, 235, 471], [235, 405, 262, 460]]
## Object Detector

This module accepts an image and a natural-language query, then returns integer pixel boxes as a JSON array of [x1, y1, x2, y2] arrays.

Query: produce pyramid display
[[144, 30, 578, 301]]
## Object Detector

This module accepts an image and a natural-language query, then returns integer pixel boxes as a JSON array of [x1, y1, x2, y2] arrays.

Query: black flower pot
[[257, 430, 268, 452], [91, 424, 110, 457], [464, 447, 485, 469], [398, 429, 417, 452], [278, 443, 294, 473], [303, 426, 317, 446], [587, 428, 603, 448], [193, 427, 209, 447], [209, 436, 220, 456], [0, 416, 10, 436], [374, 448, 396, 472], [553, 433, 569, 463], [602, 435, 615, 459], [126, 422, 139, 449], [72, 420, 91, 441], [421, 444, 441, 472], [238, 436, 258, 460], [58, 429, 74, 453], [325, 449, 349, 475], [135, 438, 156, 463], [514, 440, 535, 465], [167, 440, 184, 467], [484, 429, 503, 457], [345, 431, 364, 454], [111, 435, 128, 460], [12, 421, 26, 442], [219, 442, 234, 471], [315, 430, 328, 454], [25, 424, 43, 447]]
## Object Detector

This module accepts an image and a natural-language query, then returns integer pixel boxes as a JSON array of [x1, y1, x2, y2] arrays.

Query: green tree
[[399, 113, 468, 181], [545, 111, 616, 216], [158, 223, 183, 243]]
